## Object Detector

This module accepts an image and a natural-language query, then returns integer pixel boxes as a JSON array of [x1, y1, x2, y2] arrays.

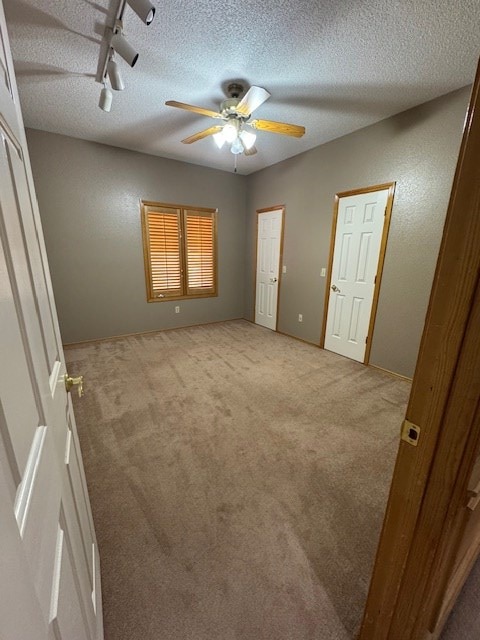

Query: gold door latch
[[64, 374, 84, 397]]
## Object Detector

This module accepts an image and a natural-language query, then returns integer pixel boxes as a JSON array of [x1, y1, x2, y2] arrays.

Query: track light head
[[107, 58, 125, 91], [99, 83, 113, 112], [127, 0, 156, 25], [111, 31, 139, 68]]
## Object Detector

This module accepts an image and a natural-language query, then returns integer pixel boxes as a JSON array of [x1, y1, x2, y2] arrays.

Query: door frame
[[253, 205, 286, 331], [320, 183, 395, 363], [359, 62, 480, 639]]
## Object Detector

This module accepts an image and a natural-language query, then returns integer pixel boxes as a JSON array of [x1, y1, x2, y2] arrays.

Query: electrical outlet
[[175, 306, 180, 313], [282, 265, 287, 274], [298, 314, 303, 322], [321, 267, 326, 277]]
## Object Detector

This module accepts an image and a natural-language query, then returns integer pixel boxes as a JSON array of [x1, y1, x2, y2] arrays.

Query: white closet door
[[325, 189, 389, 362], [255, 209, 283, 330]]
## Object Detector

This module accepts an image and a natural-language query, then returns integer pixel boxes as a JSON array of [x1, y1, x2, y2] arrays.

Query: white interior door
[[255, 208, 283, 330], [0, 4, 103, 639], [324, 188, 390, 362]]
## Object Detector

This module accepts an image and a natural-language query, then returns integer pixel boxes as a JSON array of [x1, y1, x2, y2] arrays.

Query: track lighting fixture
[[127, 0, 156, 25], [95, 1, 157, 112], [111, 31, 139, 68], [107, 58, 125, 91], [99, 82, 113, 112]]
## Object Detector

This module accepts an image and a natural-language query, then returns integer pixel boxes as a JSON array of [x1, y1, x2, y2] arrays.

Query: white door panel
[[325, 189, 390, 362], [16, 429, 62, 618], [0, 447, 46, 640], [255, 209, 283, 330], [50, 522, 92, 640], [8, 139, 60, 368], [0, 2, 103, 638]]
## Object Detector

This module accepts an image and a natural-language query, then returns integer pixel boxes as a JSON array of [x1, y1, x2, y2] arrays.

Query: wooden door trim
[[254, 205, 285, 332], [359, 62, 480, 639], [320, 182, 395, 366], [320, 193, 340, 348], [364, 184, 395, 364]]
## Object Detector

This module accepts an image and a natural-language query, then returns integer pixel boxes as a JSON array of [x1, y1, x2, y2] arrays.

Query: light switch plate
[[321, 268, 326, 277], [282, 265, 287, 274]]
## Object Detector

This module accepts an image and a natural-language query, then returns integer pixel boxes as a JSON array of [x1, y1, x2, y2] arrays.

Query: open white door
[[0, 4, 103, 639], [324, 185, 393, 363], [255, 207, 283, 330]]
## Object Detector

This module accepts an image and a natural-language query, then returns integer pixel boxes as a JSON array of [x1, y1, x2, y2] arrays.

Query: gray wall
[[26, 130, 247, 344], [245, 87, 470, 378]]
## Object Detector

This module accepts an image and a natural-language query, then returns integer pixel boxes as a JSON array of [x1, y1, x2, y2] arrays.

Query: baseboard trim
[[63, 318, 245, 348], [276, 329, 320, 348], [368, 363, 413, 382], [244, 321, 413, 379], [244, 319, 325, 349]]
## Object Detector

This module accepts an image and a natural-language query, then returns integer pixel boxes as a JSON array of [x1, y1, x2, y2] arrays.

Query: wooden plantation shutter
[[185, 209, 216, 295], [141, 201, 217, 302], [142, 204, 183, 300]]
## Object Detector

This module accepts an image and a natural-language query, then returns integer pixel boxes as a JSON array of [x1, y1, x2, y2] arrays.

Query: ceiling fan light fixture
[[223, 120, 239, 143], [127, 0, 156, 25], [213, 131, 226, 149], [239, 129, 256, 150], [230, 137, 244, 155]]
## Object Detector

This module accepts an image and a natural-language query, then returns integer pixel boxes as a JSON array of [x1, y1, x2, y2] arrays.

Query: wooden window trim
[[141, 201, 218, 303]]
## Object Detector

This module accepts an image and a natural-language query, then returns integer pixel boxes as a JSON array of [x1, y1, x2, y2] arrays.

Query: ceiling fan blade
[[165, 100, 222, 119], [235, 86, 271, 116], [181, 126, 223, 144], [249, 119, 305, 138], [243, 145, 258, 156]]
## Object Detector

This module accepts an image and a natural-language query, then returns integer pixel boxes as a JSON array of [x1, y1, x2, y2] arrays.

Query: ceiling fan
[[165, 83, 306, 156]]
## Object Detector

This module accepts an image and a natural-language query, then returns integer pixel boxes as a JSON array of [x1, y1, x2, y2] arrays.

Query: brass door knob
[[64, 374, 84, 397], [331, 284, 341, 293]]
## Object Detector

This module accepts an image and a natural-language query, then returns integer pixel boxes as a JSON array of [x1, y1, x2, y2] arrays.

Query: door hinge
[[365, 335, 368, 344], [374, 275, 377, 284], [401, 419, 421, 446]]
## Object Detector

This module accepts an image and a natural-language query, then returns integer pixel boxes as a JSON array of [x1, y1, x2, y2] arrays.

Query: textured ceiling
[[3, 0, 479, 175]]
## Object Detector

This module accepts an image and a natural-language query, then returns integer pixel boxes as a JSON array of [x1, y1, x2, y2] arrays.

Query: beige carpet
[[65, 320, 410, 640]]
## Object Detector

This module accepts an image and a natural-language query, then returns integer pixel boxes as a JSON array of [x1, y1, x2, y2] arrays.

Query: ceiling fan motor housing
[[227, 82, 244, 98], [220, 98, 241, 116]]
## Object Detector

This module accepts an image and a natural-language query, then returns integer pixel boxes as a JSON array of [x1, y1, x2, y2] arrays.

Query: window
[[141, 201, 217, 302]]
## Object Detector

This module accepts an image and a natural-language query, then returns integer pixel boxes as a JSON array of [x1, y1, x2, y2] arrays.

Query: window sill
[[147, 292, 218, 303]]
